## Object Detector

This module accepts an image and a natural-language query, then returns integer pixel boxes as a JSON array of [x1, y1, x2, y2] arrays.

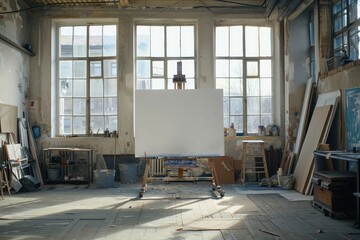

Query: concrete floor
[[0, 181, 360, 240]]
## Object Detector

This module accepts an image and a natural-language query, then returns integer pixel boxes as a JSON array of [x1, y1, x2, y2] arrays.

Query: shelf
[[0, 33, 35, 57], [43, 148, 93, 185]]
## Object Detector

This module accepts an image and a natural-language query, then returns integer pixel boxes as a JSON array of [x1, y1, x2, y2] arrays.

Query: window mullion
[[86, 26, 91, 136]]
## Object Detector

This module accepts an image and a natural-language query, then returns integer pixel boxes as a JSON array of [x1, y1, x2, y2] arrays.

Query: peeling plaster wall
[[0, 0, 30, 116], [26, 9, 283, 160], [284, 9, 311, 146]]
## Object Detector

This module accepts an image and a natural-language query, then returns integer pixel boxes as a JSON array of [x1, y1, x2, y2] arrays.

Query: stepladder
[[241, 140, 269, 185]]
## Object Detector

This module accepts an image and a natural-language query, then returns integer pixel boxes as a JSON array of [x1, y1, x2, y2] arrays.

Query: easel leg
[[139, 159, 151, 198], [208, 158, 225, 198]]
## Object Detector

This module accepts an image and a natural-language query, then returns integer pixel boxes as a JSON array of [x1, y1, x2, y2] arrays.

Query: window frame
[[54, 21, 119, 136], [332, 0, 360, 59], [215, 24, 274, 135], [135, 22, 197, 90]]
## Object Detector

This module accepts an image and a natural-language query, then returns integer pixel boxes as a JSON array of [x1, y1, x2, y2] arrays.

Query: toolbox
[[312, 171, 356, 218]]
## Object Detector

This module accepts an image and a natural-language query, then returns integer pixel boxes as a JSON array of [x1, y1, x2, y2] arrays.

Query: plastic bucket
[[280, 175, 295, 190], [119, 163, 138, 183], [93, 169, 115, 188]]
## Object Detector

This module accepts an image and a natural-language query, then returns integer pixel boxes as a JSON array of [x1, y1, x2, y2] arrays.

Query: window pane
[[260, 60, 271, 77], [229, 78, 243, 96], [216, 27, 229, 57], [152, 78, 165, 89], [216, 60, 229, 77], [60, 80, 72, 97], [91, 116, 104, 133], [184, 78, 195, 89], [137, 60, 150, 78], [261, 115, 272, 126], [89, 26, 103, 57], [245, 26, 259, 57], [103, 25, 116, 56], [260, 78, 272, 96], [230, 60, 242, 77], [349, 26, 360, 60], [91, 98, 104, 115], [137, 79, 151, 90], [90, 79, 103, 97], [230, 115, 243, 133], [90, 61, 102, 77], [151, 26, 164, 57], [59, 98, 72, 115], [247, 115, 260, 133], [349, 0, 360, 23], [74, 60, 86, 78], [73, 26, 86, 57], [137, 26, 150, 57], [247, 78, 260, 96], [247, 97, 260, 114], [247, 61, 258, 77], [104, 78, 117, 97], [181, 60, 195, 78], [73, 117, 86, 134], [104, 59, 117, 78], [223, 97, 230, 115], [60, 61, 72, 78], [60, 26, 73, 57], [181, 26, 194, 57], [73, 80, 86, 97], [167, 26, 180, 57], [216, 78, 229, 96], [261, 97, 272, 114], [73, 98, 86, 115], [60, 116, 72, 135], [152, 61, 164, 77], [104, 97, 117, 114], [259, 27, 271, 56], [224, 115, 230, 129], [230, 26, 243, 57], [105, 116, 117, 132], [230, 97, 243, 115]]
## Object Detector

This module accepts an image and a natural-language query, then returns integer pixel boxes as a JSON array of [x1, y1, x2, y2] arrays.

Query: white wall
[[0, 0, 30, 117]]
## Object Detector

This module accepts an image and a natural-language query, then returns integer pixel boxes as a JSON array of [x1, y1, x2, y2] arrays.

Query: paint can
[[32, 126, 40, 138]]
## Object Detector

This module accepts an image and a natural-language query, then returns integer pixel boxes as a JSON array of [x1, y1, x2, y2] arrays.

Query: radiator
[[150, 158, 166, 177]]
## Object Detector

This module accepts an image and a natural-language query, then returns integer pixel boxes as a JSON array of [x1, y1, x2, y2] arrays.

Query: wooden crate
[[312, 171, 356, 216]]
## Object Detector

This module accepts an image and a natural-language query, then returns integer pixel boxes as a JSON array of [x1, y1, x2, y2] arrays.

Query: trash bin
[[119, 163, 138, 183], [93, 169, 115, 188]]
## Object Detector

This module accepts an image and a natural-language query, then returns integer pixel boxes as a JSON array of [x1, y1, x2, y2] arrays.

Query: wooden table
[[139, 157, 225, 198], [314, 150, 360, 227]]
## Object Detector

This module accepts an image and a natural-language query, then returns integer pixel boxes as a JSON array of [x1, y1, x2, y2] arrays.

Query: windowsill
[[321, 59, 360, 79]]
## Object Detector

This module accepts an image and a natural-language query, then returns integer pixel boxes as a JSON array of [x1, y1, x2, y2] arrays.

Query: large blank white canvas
[[135, 89, 224, 157]]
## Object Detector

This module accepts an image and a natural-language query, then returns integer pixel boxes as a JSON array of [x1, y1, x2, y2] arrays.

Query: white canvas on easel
[[135, 89, 224, 158]]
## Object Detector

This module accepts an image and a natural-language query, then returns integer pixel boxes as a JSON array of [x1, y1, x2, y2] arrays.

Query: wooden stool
[[0, 164, 11, 200], [241, 140, 269, 185]]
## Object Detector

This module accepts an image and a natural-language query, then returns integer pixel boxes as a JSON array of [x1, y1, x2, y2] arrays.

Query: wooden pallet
[[312, 200, 355, 219]]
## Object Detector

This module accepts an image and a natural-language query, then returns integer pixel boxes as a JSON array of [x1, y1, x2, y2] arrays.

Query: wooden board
[[208, 156, 235, 184], [293, 78, 314, 157], [5, 144, 22, 160], [293, 105, 332, 194], [0, 103, 18, 141]]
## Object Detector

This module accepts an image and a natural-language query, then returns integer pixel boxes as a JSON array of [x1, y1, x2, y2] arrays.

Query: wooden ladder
[[0, 165, 11, 200], [241, 140, 269, 185]]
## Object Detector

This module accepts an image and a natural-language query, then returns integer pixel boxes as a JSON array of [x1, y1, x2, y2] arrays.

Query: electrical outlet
[[126, 141, 130, 147]]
